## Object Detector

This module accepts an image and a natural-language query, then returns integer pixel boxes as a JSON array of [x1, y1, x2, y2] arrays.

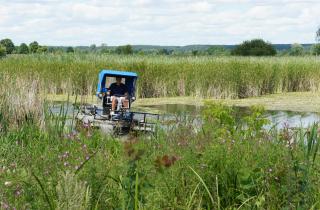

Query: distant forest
[[1, 37, 320, 57]]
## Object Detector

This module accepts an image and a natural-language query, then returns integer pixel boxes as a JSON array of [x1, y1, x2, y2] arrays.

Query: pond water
[[143, 104, 320, 129], [50, 103, 320, 129]]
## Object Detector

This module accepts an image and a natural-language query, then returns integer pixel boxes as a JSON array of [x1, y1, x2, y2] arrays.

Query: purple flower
[[1, 202, 9, 209], [14, 189, 22, 197]]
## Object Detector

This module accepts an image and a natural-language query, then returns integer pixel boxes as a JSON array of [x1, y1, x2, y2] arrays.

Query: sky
[[0, 0, 319, 46]]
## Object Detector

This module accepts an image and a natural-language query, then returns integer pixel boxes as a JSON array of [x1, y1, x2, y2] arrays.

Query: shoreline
[[45, 91, 320, 113]]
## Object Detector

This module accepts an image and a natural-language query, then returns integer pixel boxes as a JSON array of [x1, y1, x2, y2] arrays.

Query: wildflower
[[62, 151, 70, 158], [200, 164, 207, 169], [65, 130, 79, 140], [85, 156, 90, 160], [75, 165, 79, 170], [1, 202, 9, 210], [83, 123, 90, 128], [268, 168, 272, 173], [14, 188, 22, 197], [4, 181, 12, 187], [63, 162, 69, 167]]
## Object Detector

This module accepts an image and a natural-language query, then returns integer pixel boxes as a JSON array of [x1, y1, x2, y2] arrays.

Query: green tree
[[289, 43, 304, 56], [311, 44, 320, 55], [66, 46, 74, 53], [0, 45, 6, 58], [231, 39, 276, 56], [0, 38, 15, 54], [115, 45, 133, 55], [90, 44, 96, 52], [29, 41, 39, 53], [37, 46, 48, 53], [18, 43, 29, 54]]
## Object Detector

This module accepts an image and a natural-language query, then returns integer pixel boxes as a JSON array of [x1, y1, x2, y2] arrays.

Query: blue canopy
[[96, 70, 138, 97]]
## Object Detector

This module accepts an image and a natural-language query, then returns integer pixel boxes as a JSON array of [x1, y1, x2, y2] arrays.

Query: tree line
[[1, 27, 320, 58]]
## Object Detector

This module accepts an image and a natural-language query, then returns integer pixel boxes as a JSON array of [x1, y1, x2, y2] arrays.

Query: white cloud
[[0, 0, 319, 45]]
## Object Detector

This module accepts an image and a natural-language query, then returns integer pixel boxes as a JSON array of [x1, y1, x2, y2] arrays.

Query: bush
[[18, 43, 29, 54], [0, 45, 6, 58], [115, 45, 133, 55], [0, 38, 15, 54], [66, 47, 75, 53], [231, 39, 276, 56], [289, 43, 304, 56], [29, 41, 39, 53], [311, 44, 320, 55]]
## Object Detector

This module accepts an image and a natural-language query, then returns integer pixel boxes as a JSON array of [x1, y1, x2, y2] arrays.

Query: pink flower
[[1, 202, 9, 209]]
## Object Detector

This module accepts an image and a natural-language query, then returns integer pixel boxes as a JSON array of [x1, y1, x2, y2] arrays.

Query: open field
[[2, 54, 320, 99]]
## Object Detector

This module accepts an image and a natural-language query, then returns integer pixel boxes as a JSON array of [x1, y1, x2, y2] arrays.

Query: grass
[[2, 54, 320, 99], [1, 99, 320, 209]]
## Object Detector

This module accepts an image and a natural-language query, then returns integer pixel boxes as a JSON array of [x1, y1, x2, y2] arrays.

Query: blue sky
[[0, 0, 319, 46]]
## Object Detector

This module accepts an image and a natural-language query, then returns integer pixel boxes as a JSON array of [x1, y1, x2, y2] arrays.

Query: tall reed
[[1, 54, 320, 98]]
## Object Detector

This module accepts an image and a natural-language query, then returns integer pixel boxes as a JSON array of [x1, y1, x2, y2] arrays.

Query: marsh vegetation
[[1, 54, 320, 209]]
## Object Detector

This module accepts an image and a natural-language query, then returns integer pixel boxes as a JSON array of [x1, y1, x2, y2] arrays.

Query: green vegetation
[[1, 87, 320, 209], [18, 43, 29, 54], [29, 41, 40, 53], [116, 45, 134, 55], [312, 44, 320, 55], [1, 54, 320, 99], [231, 39, 276, 56], [0, 38, 15, 54], [0, 45, 6, 58], [3, 36, 320, 56], [289, 43, 304, 56]]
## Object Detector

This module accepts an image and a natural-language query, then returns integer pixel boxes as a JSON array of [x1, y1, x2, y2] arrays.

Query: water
[[144, 104, 320, 129], [49, 102, 320, 129]]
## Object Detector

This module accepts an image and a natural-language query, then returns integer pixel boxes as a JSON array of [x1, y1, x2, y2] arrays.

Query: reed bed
[[1, 54, 320, 98], [0, 73, 43, 130]]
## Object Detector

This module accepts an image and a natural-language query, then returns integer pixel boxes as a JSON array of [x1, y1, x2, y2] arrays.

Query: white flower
[[4, 181, 12, 186]]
